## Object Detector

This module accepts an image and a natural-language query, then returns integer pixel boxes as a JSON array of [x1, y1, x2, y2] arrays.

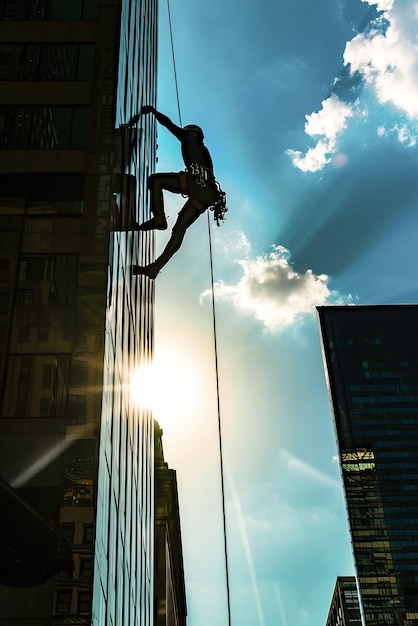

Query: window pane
[[60, 523, 75, 544], [56, 590, 71, 614], [0, 106, 90, 149], [46, 0, 82, 19]]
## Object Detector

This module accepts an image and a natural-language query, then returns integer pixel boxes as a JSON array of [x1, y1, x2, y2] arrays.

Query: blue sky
[[148, 1, 418, 624]]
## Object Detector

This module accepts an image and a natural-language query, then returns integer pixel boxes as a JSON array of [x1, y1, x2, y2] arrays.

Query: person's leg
[[136, 173, 182, 230], [132, 200, 204, 278]]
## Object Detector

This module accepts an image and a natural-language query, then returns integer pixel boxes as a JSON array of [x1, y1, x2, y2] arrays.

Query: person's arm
[[141, 105, 183, 140]]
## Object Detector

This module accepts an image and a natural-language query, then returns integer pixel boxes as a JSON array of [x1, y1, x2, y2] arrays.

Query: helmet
[[184, 124, 204, 140]]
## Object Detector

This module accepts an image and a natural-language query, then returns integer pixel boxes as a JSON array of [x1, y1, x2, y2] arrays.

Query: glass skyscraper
[[0, 1, 158, 625], [318, 305, 418, 626], [325, 577, 362, 626]]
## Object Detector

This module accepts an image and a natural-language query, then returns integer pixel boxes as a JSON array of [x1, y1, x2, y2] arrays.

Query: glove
[[128, 113, 140, 125], [141, 105, 155, 114]]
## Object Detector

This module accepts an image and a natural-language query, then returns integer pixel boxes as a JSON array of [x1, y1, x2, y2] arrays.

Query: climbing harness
[[179, 166, 228, 226], [179, 170, 188, 195]]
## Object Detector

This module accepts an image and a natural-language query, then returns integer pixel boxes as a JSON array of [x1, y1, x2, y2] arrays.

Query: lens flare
[[129, 364, 157, 409]]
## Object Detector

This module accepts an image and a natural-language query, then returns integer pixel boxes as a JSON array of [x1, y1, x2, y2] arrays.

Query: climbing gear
[[189, 162, 210, 187], [180, 169, 228, 226], [210, 183, 228, 227], [179, 171, 188, 196], [189, 198, 205, 212]]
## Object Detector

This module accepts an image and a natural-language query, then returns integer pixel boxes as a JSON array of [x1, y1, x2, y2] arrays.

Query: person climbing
[[131, 105, 227, 279]]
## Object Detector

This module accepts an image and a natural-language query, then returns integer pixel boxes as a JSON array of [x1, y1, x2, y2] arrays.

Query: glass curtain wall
[[92, 1, 158, 626], [318, 305, 418, 626], [0, 0, 157, 624]]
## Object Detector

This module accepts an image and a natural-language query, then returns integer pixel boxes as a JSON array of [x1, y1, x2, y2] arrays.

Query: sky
[[147, 1, 418, 625]]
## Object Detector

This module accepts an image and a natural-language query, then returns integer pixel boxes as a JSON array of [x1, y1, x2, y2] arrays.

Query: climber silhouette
[[131, 105, 227, 279]]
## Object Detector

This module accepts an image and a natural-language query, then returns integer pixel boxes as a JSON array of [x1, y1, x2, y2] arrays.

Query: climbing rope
[[166, 0, 182, 127], [207, 212, 232, 626], [165, 2, 232, 625]]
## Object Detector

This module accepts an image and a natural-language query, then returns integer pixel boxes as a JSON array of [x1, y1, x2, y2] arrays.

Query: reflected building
[[325, 577, 362, 626], [318, 305, 418, 626], [0, 1, 158, 625]]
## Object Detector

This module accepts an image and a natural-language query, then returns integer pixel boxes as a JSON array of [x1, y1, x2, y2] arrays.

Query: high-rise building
[[325, 577, 362, 626], [0, 1, 158, 625], [154, 421, 187, 626], [318, 305, 418, 626]]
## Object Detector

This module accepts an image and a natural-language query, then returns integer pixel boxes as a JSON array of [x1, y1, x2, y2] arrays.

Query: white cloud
[[201, 236, 344, 331], [393, 123, 417, 146], [281, 450, 341, 489], [288, 0, 418, 172], [344, 1, 418, 119], [304, 94, 354, 141], [363, 0, 394, 10], [376, 122, 417, 145], [215, 229, 252, 259], [286, 141, 331, 173], [286, 95, 354, 172]]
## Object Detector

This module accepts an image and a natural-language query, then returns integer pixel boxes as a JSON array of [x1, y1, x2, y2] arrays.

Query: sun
[[129, 363, 157, 410], [129, 340, 213, 430]]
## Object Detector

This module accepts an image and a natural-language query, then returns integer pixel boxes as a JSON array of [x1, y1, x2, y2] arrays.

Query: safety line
[[166, 0, 182, 127], [207, 212, 232, 626], [165, 3, 232, 624]]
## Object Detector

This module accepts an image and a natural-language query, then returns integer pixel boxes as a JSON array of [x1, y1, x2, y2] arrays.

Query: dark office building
[[0, 1, 158, 625], [325, 577, 362, 626], [318, 305, 418, 626], [154, 422, 187, 626]]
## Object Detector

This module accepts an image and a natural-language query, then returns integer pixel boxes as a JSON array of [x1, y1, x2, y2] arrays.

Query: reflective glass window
[[60, 522, 75, 544], [80, 557, 93, 580], [83, 523, 94, 544], [55, 590, 72, 614], [0, 0, 98, 20], [0, 44, 95, 81], [77, 591, 92, 613], [2, 354, 70, 417], [27, 201, 84, 215], [0, 106, 90, 149]]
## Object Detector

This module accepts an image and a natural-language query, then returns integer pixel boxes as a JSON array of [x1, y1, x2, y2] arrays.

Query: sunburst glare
[[129, 344, 210, 429]]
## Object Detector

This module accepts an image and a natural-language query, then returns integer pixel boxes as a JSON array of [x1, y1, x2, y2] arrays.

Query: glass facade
[[325, 577, 362, 626], [318, 305, 418, 626], [0, 43, 96, 81], [0, 106, 91, 149], [0, 0, 99, 21], [0, 1, 158, 626]]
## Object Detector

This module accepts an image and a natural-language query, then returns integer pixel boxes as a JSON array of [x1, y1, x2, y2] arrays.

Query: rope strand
[[165, 5, 232, 623], [207, 212, 232, 626], [166, 0, 182, 126]]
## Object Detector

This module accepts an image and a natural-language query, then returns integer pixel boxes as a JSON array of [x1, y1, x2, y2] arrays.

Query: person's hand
[[128, 113, 140, 126], [141, 105, 155, 114]]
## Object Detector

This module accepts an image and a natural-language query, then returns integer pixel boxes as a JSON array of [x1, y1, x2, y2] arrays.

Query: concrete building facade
[[154, 421, 187, 626]]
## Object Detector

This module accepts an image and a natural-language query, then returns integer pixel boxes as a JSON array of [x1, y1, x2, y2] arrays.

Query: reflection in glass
[[0, 106, 90, 149]]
